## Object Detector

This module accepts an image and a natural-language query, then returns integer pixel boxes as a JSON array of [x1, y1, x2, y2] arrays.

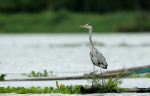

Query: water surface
[[0, 33, 150, 96], [0, 33, 150, 77]]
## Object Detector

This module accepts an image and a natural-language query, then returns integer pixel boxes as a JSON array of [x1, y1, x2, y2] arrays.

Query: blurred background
[[0, 0, 150, 33], [1, 1, 150, 89]]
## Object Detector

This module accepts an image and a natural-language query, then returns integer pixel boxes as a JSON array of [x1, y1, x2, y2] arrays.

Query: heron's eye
[[87, 23, 91, 26]]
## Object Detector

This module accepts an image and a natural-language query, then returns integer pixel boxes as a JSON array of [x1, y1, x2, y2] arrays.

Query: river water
[[0, 33, 150, 96]]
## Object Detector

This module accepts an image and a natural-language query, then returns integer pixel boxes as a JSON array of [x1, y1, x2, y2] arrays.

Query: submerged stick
[[80, 85, 150, 93], [80, 85, 104, 93], [1, 64, 150, 81]]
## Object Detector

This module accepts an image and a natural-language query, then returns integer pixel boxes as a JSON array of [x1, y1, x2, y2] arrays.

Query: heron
[[79, 23, 108, 84]]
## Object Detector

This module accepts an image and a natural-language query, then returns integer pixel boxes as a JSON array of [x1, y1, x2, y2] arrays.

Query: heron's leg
[[92, 65, 96, 86], [93, 64, 95, 73], [100, 67, 104, 86]]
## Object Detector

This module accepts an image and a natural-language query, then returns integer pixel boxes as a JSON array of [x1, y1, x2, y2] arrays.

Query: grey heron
[[79, 23, 108, 77]]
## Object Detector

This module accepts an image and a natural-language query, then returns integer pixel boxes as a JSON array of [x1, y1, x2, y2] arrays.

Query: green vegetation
[[22, 70, 56, 77], [0, 11, 150, 33], [104, 77, 122, 93], [0, 70, 123, 94], [0, 74, 6, 81], [146, 72, 150, 78], [0, 77, 122, 94], [117, 12, 150, 32], [0, 0, 150, 14], [90, 77, 122, 93], [86, 71, 123, 93], [130, 72, 150, 78], [0, 1, 150, 32], [130, 73, 138, 78], [0, 81, 82, 94]]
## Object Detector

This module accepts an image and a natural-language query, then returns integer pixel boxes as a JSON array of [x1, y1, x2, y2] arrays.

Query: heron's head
[[79, 23, 92, 29]]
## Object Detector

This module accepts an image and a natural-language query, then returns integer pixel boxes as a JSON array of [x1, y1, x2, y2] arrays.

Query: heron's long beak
[[79, 25, 85, 28]]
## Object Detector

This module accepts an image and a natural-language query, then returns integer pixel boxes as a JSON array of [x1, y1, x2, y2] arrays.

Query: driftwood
[[80, 85, 117, 93], [4, 76, 87, 81], [80, 85, 150, 93], [2, 64, 150, 81], [103, 64, 150, 76], [80, 85, 102, 93]]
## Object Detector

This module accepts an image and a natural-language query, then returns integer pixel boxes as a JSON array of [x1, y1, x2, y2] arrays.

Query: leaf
[[0, 87, 5, 93], [31, 71, 36, 77], [0, 74, 6, 80], [5, 86, 11, 93], [56, 81, 59, 89], [60, 84, 65, 89]]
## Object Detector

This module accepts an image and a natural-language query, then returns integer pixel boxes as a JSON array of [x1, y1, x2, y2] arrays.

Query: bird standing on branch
[[79, 23, 108, 84]]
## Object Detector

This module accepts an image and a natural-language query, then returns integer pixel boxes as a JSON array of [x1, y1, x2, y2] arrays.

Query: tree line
[[0, 0, 150, 13]]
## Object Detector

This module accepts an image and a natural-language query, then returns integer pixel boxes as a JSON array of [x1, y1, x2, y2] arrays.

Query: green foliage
[[0, 0, 150, 13], [0, 11, 149, 32], [87, 76, 122, 93], [104, 77, 122, 93], [56, 81, 59, 89], [22, 70, 56, 77], [0, 81, 82, 94], [130, 73, 138, 78], [145, 72, 150, 78], [0, 0, 48, 13], [130, 72, 150, 78], [0, 74, 6, 81], [87, 70, 123, 93], [117, 12, 150, 32], [121, 88, 129, 92]]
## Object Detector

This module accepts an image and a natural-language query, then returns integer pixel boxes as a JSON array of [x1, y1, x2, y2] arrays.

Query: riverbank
[[0, 11, 149, 33]]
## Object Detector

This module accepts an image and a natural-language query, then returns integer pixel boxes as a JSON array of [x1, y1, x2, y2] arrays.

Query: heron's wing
[[95, 48, 108, 66]]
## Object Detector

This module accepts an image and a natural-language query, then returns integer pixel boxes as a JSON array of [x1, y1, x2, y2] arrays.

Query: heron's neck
[[89, 27, 93, 49]]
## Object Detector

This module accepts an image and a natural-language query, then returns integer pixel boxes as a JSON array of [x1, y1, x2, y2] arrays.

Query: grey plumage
[[79, 23, 108, 72], [90, 46, 108, 69]]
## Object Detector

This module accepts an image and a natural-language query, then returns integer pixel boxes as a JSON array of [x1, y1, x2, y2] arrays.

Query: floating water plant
[[0, 81, 82, 94], [130, 73, 138, 78], [22, 70, 56, 77], [0, 74, 6, 81], [146, 72, 150, 78], [130, 72, 150, 78], [82, 74, 123, 93], [81, 68, 125, 93]]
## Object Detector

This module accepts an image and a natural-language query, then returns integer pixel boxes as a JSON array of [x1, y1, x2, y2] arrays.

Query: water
[[1, 93, 150, 96], [0, 33, 150, 96]]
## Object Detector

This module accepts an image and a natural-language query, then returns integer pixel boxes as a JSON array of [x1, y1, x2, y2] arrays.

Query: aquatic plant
[[85, 69, 124, 93], [145, 72, 150, 78], [22, 70, 56, 77], [130, 72, 150, 78], [130, 73, 138, 78], [0, 81, 82, 94], [0, 74, 6, 81]]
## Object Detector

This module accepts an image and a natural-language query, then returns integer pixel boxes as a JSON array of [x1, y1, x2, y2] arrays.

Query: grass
[[0, 10, 149, 33]]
